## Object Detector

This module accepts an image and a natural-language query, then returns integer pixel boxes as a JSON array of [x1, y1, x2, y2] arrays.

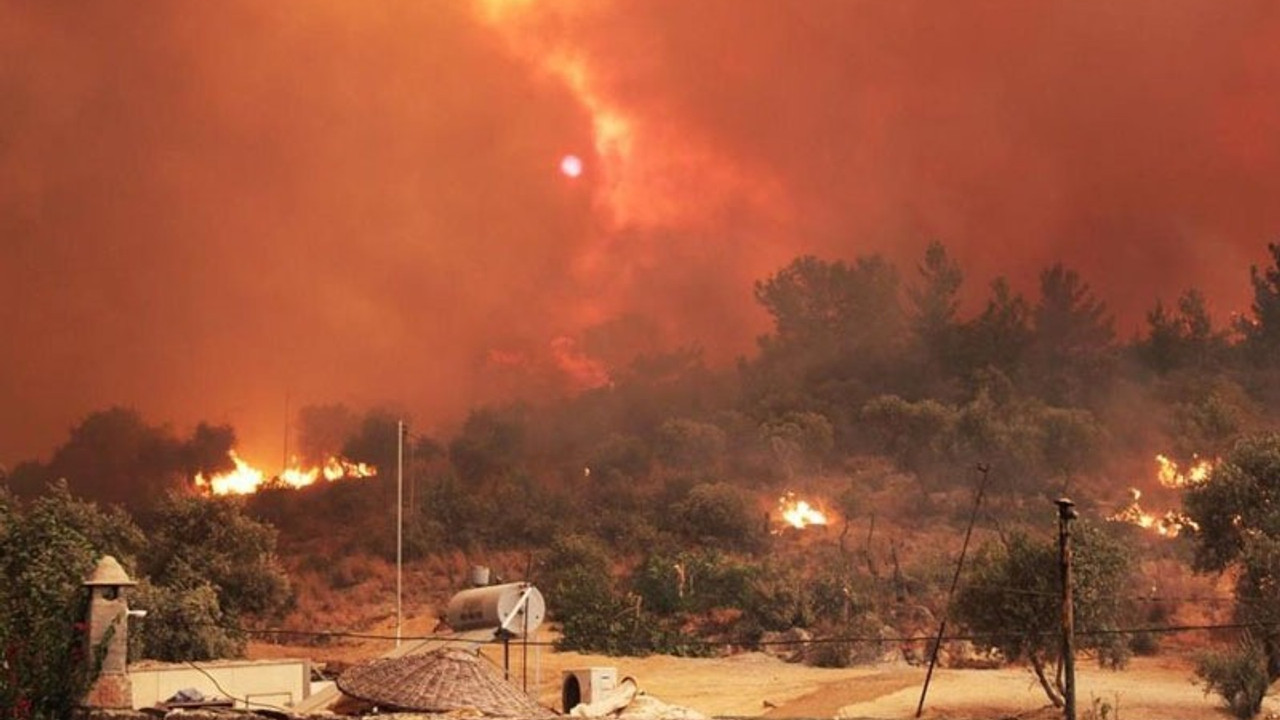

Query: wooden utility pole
[[1056, 497, 1078, 720], [396, 419, 405, 649]]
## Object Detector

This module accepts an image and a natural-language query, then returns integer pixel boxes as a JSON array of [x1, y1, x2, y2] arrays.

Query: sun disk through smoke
[[560, 154, 583, 178]]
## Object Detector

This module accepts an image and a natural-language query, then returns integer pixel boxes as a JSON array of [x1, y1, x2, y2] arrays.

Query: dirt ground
[[518, 648, 1250, 720], [251, 621, 1273, 720]]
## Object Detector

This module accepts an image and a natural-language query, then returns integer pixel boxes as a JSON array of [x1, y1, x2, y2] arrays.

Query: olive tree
[[953, 523, 1132, 707], [1183, 432, 1280, 682], [138, 493, 292, 655]]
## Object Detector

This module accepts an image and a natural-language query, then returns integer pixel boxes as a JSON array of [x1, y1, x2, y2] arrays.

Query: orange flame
[[779, 493, 828, 529], [195, 450, 377, 495], [1108, 487, 1199, 537], [195, 450, 264, 495], [1108, 454, 1214, 537], [1155, 454, 1215, 488]]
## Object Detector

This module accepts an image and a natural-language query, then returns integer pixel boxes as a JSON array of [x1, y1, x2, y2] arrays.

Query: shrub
[[1196, 635, 1270, 719], [671, 482, 766, 551], [809, 638, 857, 668], [1128, 631, 1159, 657], [539, 535, 636, 654], [129, 580, 241, 661], [0, 484, 144, 719]]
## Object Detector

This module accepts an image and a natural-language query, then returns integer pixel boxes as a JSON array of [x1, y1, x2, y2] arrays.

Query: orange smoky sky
[[2, 1, 1279, 466]]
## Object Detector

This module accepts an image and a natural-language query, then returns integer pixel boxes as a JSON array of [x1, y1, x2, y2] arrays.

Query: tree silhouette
[[957, 277, 1032, 380], [1139, 289, 1226, 374], [908, 241, 964, 390], [1237, 242, 1280, 366], [29, 407, 234, 511], [1027, 264, 1116, 405]]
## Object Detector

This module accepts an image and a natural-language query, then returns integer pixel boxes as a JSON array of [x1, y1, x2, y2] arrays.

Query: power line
[[182, 660, 292, 712], [206, 617, 1280, 651]]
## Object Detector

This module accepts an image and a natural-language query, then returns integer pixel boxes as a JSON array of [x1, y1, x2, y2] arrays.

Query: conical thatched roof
[[336, 647, 554, 716]]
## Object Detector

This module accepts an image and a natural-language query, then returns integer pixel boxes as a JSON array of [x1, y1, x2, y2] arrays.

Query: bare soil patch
[[252, 625, 1267, 720]]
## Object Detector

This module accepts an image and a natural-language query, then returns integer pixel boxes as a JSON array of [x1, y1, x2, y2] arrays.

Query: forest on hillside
[[7, 241, 1280, 717]]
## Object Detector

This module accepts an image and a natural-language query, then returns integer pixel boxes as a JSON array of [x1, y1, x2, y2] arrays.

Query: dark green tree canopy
[[1183, 433, 1280, 573], [954, 523, 1132, 707], [10, 407, 235, 512], [958, 277, 1032, 379], [908, 241, 965, 381], [0, 483, 143, 718], [755, 254, 904, 357], [139, 494, 292, 621], [1027, 264, 1117, 405], [1183, 432, 1280, 681], [1139, 289, 1227, 375], [448, 405, 528, 484], [1237, 242, 1280, 364]]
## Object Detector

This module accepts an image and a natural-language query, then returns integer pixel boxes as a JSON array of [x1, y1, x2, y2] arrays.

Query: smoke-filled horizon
[[3, 1, 1279, 467]]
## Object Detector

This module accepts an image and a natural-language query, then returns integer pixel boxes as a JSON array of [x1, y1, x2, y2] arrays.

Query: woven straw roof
[[336, 648, 554, 716]]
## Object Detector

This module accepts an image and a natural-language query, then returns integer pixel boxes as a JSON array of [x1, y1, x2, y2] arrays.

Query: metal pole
[[408, 433, 416, 516], [523, 599, 530, 692], [503, 636, 511, 680], [916, 464, 990, 718], [1056, 497, 1078, 720], [397, 420, 404, 649], [282, 392, 290, 472]]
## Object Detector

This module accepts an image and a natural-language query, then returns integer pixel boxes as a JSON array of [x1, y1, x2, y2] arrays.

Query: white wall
[[129, 659, 310, 710]]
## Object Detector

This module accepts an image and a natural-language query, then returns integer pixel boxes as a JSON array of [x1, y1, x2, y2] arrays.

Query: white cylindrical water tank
[[445, 582, 545, 636]]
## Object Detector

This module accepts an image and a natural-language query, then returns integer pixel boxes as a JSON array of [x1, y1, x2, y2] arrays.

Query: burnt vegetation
[[10, 242, 1280, 714]]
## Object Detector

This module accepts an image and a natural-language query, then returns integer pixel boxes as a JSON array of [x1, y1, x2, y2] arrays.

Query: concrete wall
[[129, 658, 310, 710]]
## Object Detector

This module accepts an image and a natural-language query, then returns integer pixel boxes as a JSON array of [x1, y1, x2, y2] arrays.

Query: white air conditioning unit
[[561, 667, 618, 713]]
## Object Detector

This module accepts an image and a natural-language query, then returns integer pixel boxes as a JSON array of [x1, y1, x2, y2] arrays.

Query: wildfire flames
[[1155, 454, 1214, 488], [1108, 455, 1214, 537], [778, 493, 828, 529], [195, 450, 377, 495], [1109, 488, 1197, 537]]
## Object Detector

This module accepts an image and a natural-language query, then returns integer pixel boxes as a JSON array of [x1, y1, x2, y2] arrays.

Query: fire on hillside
[[1108, 454, 1214, 537], [777, 492, 829, 530], [1155, 453, 1214, 488], [194, 450, 376, 495]]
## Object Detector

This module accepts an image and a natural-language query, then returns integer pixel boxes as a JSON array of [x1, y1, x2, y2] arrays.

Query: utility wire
[[208, 617, 1280, 650], [183, 660, 291, 712]]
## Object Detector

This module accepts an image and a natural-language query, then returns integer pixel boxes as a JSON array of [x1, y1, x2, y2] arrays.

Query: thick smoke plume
[[3, 0, 1279, 464]]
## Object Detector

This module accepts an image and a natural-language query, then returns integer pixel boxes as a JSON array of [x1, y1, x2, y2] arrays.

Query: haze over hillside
[[4, 1, 1280, 466]]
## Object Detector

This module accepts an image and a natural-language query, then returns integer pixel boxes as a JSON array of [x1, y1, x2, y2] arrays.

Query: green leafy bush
[[129, 580, 240, 661], [0, 484, 142, 719], [1196, 635, 1270, 719]]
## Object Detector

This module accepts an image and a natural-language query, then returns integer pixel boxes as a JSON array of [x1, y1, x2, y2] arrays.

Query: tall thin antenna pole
[[396, 419, 404, 648], [408, 434, 416, 516], [916, 463, 990, 718], [282, 392, 291, 472]]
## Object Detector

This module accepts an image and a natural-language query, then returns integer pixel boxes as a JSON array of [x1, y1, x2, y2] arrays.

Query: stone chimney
[[81, 555, 136, 709]]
